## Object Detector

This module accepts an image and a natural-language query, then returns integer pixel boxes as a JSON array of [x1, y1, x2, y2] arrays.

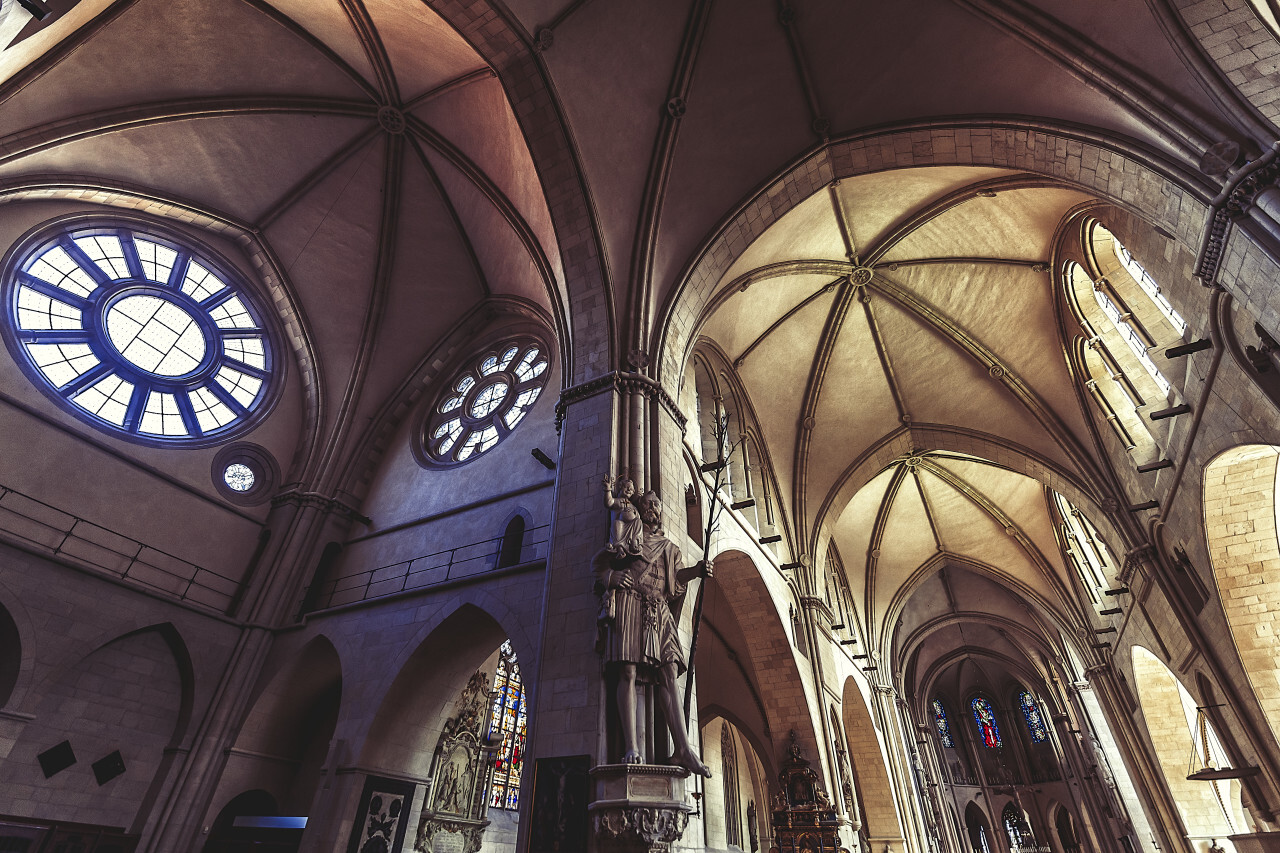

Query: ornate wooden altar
[[771, 733, 842, 853]]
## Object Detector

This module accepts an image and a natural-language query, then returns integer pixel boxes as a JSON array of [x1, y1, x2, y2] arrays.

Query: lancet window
[[932, 699, 955, 748], [1019, 692, 1048, 743], [487, 641, 527, 810], [971, 697, 1002, 749]]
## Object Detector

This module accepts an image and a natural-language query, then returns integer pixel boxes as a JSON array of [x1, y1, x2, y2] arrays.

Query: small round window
[[426, 339, 548, 465], [2, 223, 276, 445]]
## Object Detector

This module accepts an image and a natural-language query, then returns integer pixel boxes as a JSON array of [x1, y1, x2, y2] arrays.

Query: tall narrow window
[[1003, 803, 1029, 849], [1019, 692, 1048, 743], [721, 724, 743, 848], [487, 641, 527, 810], [932, 699, 955, 748], [1113, 239, 1187, 335], [1090, 274, 1171, 394], [1053, 491, 1114, 607], [971, 697, 1002, 748]]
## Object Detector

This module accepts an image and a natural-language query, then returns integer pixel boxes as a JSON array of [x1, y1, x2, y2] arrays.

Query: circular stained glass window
[[425, 339, 549, 465], [223, 462, 256, 492], [2, 223, 276, 445]]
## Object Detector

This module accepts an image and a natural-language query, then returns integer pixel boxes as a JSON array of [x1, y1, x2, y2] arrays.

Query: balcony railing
[[0, 482, 238, 612], [301, 524, 550, 612]]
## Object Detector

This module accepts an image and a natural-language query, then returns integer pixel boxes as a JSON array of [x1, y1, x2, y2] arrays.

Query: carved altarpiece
[[771, 734, 840, 853], [416, 671, 500, 853]]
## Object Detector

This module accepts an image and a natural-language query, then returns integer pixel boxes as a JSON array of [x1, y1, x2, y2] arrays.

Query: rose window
[[426, 340, 548, 464], [2, 224, 275, 445]]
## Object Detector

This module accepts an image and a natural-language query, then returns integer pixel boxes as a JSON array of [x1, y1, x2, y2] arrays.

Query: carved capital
[[1120, 544, 1156, 584], [555, 371, 687, 434]]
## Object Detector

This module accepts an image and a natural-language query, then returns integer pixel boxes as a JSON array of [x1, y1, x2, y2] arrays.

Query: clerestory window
[[423, 338, 548, 466], [2, 222, 276, 445], [1052, 491, 1115, 607]]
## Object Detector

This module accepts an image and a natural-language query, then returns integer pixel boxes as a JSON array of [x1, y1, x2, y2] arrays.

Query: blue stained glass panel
[[1019, 691, 1048, 743], [932, 699, 954, 747]]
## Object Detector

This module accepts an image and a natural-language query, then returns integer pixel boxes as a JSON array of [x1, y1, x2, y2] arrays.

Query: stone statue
[[594, 490, 712, 776]]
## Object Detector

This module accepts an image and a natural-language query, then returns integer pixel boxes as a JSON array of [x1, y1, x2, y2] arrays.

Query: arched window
[[971, 697, 1002, 748], [1003, 803, 1030, 849], [932, 699, 954, 748], [1, 222, 277, 445], [1052, 491, 1114, 607], [487, 641, 527, 810], [1018, 692, 1048, 743], [423, 338, 548, 466], [1113, 237, 1187, 336], [721, 724, 743, 848], [1084, 222, 1179, 395], [498, 516, 525, 568]]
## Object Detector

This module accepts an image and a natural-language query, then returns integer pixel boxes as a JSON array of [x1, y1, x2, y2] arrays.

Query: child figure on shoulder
[[599, 474, 643, 622]]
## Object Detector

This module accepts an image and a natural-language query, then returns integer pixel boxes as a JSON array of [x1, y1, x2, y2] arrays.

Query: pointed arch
[[841, 677, 906, 849], [1204, 444, 1280, 751]]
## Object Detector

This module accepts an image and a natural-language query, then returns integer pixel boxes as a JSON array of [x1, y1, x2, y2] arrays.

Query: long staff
[[683, 408, 741, 729]]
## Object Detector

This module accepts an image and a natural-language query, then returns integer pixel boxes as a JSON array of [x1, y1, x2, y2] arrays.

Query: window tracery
[[2, 223, 276, 445], [487, 641, 526, 810], [425, 338, 548, 465]]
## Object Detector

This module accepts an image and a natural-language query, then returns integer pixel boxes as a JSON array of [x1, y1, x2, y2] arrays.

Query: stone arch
[[356, 603, 510, 779], [706, 549, 819, 765], [0, 623, 192, 829], [841, 676, 906, 849], [420, 0, 615, 385], [966, 800, 997, 853], [1130, 646, 1245, 847], [210, 635, 343, 826], [1203, 444, 1280, 751], [655, 123, 1211, 389], [0, 595, 21, 709]]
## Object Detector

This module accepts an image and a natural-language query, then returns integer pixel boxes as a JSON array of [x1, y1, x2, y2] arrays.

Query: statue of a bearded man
[[593, 490, 712, 776]]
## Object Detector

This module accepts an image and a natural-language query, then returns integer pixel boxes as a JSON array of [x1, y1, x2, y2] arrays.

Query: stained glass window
[[971, 697, 1002, 748], [425, 339, 548, 465], [932, 699, 954, 748], [3, 223, 274, 445], [487, 641, 527, 810], [1019, 691, 1048, 743]]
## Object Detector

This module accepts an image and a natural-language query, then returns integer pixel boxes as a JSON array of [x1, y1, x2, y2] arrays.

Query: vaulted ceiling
[[0, 0, 1267, 685]]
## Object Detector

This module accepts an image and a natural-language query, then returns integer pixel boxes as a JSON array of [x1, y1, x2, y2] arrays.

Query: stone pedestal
[[589, 764, 693, 853]]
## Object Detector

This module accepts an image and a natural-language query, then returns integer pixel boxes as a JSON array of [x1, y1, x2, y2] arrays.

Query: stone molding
[[1196, 160, 1280, 283], [270, 488, 370, 524], [555, 371, 687, 433]]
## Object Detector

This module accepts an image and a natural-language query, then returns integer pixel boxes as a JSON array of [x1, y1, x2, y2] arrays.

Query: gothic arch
[[1203, 444, 1280, 751], [1130, 645, 1247, 843], [841, 676, 907, 849], [706, 548, 819, 764]]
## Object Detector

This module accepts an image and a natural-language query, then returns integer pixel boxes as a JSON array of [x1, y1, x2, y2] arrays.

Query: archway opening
[[1204, 444, 1280, 748], [1131, 646, 1246, 851]]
